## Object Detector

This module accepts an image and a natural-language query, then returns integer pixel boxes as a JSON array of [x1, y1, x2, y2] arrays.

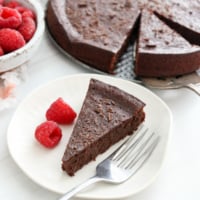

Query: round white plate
[[7, 74, 172, 199]]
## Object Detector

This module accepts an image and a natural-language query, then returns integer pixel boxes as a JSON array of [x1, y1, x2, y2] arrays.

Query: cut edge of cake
[[135, 9, 200, 77], [46, 0, 141, 73], [154, 3, 200, 46], [62, 78, 145, 176]]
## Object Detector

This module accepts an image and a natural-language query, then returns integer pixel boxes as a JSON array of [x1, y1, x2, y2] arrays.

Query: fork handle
[[58, 175, 102, 200]]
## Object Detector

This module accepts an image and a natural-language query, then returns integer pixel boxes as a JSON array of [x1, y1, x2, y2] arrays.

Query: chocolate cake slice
[[46, 0, 140, 73], [62, 78, 145, 176], [135, 9, 200, 77], [153, 0, 200, 45]]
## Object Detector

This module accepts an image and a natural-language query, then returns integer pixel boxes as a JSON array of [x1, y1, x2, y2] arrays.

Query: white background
[[0, 0, 200, 199]]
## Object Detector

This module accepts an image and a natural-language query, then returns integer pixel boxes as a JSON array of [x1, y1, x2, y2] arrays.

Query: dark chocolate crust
[[46, 0, 200, 77], [62, 79, 145, 176]]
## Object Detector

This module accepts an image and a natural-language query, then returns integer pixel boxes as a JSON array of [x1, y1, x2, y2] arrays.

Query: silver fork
[[59, 126, 160, 200]]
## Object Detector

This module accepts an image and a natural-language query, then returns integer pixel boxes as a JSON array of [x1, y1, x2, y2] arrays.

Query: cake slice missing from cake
[[62, 78, 145, 176], [46, 0, 141, 73]]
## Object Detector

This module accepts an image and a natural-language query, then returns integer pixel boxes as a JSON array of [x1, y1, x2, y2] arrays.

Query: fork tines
[[112, 125, 160, 172]]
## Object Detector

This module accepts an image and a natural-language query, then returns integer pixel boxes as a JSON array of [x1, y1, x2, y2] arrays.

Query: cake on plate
[[62, 78, 145, 176]]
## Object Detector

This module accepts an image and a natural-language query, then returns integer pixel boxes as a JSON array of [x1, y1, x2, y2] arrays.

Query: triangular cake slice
[[135, 9, 200, 77], [153, 0, 200, 45], [62, 78, 145, 176]]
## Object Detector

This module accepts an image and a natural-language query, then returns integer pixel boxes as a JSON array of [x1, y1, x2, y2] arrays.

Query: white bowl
[[0, 0, 45, 73]]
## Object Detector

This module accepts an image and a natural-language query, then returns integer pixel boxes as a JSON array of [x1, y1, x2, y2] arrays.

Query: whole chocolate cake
[[62, 79, 145, 176], [46, 0, 200, 77]]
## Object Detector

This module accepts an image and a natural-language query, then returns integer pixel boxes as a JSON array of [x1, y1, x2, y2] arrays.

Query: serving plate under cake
[[7, 74, 172, 199]]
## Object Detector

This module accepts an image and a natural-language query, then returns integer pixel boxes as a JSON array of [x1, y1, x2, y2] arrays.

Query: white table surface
[[1, 1, 200, 199]]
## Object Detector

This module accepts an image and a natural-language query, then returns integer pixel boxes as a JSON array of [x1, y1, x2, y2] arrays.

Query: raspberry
[[46, 97, 77, 125], [0, 28, 25, 53], [0, 7, 22, 29], [0, 45, 4, 56], [4, 1, 21, 8], [16, 6, 35, 19], [21, 9, 36, 19], [35, 121, 62, 148], [5, 1, 36, 19], [0, 0, 4, 5], [18, 16, 36, 41]]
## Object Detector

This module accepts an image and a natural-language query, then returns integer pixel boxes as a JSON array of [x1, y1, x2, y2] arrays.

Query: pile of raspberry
[[35, 98, 77, 148], [0, 0, 36, 56]]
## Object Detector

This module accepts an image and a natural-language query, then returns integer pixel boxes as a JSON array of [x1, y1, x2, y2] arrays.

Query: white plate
[[7, 74, 172, 199]]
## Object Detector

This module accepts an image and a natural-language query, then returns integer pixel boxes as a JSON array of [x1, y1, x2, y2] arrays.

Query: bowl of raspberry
[[0, 0, 45, 73]]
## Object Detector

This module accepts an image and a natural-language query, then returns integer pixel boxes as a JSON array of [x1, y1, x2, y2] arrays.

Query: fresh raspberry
[[4, 1, 21, 8], [18, 16, 36, 41], [0, 6, 22, 29], [35, 121, 62, 148], [21, 9, 36, 19], [0, 45, 4, 56], [0, 28, 25, 53], [5, 1, 36, 19], [46, 97, 77, 125], [0, 0, 4, 5], [16, 6, 36, 19], [15, 6, 27, 13]]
